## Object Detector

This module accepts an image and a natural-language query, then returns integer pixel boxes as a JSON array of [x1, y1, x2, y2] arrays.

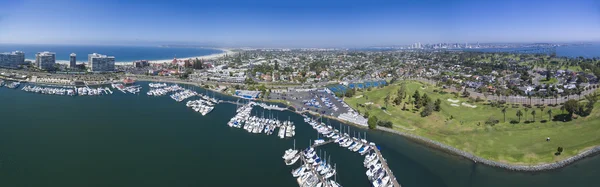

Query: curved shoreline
[[256, 99, 600, 172], [374, 126, 600, 172]]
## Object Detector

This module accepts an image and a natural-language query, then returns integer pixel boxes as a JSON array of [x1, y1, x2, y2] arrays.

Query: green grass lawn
[[539, 77, 558, 84], [345, 81, 600, 165]]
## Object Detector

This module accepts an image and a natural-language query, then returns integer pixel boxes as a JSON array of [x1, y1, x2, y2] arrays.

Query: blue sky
[[1, 0, 599, 47]]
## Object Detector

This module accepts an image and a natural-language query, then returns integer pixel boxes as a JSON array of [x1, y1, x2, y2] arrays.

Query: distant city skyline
[[1, 0, 600, 47]]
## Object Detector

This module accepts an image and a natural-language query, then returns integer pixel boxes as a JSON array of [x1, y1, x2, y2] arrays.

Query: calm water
[[462, 44, 600, 58], [0, 83, 599, 187], [0, 44, 223, 62]]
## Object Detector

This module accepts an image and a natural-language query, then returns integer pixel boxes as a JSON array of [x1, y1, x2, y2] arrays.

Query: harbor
[[3, 80, 596, 187]]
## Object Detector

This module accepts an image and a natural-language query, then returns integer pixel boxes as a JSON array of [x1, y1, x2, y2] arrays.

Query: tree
[[384, 93, 391, 109], [557, 147, 564, 154], [420, 102, 434, 117], [368, 116, 378, 129], [434, 99, 441, 112], [393, 96, 402, 105], [524, 108, 529, 121], [516, 110, 523, 122], [412, 90, 421, 106], [531, 110, 536, 122], [462, 89, 470, 97], [501, 107, 507, 122], [547, 109, 553, 121], [564, 99, 579, 117], [421, 93, 431, 108]]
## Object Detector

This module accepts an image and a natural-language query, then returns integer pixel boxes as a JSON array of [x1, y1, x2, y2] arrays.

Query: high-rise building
[[0, 51, 25, 68], [70, 53, 77, 68], [35, 51, 56, 70], [88, 53, 115, 72]]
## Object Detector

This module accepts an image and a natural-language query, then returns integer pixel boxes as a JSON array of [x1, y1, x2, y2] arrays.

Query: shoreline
[[25, 48, 236, 65], [260, 98, 600, 172]]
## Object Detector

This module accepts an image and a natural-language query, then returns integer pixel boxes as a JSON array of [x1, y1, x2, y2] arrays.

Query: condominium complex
[[70, 53, 77, 68], [35, 51, 56, 70], [0, 51, 25, 68], [88, 53, 115, 72]]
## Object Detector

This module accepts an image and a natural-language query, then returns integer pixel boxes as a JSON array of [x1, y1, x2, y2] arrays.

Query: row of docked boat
[[148, 82, 167, 88], [287, 147, 342, 187], [228, 102, 254, 128], [364, 153, 392, 187], [77, 87, 113, 96], [227, 102, 296, 138], [22, 85, 75, 96], [256, 102, 287, 111], [305, 117, 373, 155], [147, 84, 184, 96], [185, 99, 215, 116], [4, 81, 20, 89], [170, 89, 197, 102], [124, 85, 141, 94]]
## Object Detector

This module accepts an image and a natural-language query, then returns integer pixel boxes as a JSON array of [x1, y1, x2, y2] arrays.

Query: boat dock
[[311, 140, 334, 148], [298, 151, 329, 186], [371, 145, 401, 187]]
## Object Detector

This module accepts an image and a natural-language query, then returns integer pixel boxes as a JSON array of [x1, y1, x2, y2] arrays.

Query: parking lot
[[268, 89, 349, 116]]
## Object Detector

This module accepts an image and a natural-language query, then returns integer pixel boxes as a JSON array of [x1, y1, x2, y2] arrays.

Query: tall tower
[[70, 53, 76, 68]]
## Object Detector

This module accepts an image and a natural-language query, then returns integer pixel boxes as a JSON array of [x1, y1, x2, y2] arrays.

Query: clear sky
[[1, 0, 600, 47]]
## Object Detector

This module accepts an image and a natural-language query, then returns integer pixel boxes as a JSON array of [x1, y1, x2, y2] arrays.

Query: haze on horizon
[[1, 0, 600, 48]]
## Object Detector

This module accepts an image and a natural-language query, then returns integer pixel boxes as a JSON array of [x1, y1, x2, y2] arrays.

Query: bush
[[510, 119, 520, 124], [485, 117, 499, 126], [368, 116, 378, 129], [377, 120, 393, 128]]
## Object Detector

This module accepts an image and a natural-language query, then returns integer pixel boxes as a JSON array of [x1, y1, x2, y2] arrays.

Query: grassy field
[[345, 80, 600, 165], [539, 77, 559, 84]]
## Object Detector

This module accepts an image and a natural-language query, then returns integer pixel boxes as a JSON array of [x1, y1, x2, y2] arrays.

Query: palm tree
[[547, 109, 553, 121], [524, 108, 529, 122], [531, 110, 536, 122], [501, 107, 507, 122], [516, 110, 523, 122]]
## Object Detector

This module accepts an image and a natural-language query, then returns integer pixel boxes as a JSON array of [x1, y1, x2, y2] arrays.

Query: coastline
[[144, 48, 237, 64], [260, 97, 600, 172], [24, 48, 237, 65]]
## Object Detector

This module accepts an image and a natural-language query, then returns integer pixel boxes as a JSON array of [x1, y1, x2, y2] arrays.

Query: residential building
[[133, 60, 149, 68], [35, 51, 56, 70], [88, 53, 115, 72], [70, 53, 76, 68], [0, 51, 25, 68]]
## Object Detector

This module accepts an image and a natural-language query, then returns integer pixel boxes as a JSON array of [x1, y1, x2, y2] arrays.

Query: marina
[[1, 80, 600, 187]]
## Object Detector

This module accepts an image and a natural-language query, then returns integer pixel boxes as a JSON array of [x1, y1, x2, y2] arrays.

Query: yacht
[[285, 154, 301, 165], [292, 165, 306, 177]]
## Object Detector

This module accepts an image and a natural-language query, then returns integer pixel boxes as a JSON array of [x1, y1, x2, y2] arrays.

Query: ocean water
[[0, 44, 223, 62], [0, 82, 599, 187], [461, 44, 600, 58]]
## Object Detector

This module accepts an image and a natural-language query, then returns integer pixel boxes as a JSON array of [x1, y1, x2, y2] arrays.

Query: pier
[[311, 140, 334, 148], [298, 151, 329, 187], [371, 145, 401, 187]]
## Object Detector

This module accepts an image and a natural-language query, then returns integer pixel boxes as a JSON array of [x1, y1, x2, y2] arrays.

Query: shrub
[[485, 117, 500, 126]]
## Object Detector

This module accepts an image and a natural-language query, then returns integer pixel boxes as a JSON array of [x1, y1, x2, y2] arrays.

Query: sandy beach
[[144, 48, 236, 64], [29, 48, 237, 66]]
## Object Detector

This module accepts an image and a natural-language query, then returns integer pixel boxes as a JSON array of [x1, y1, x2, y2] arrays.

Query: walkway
[[298, 151, 328, 186], [371, 145, 401, 187]]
